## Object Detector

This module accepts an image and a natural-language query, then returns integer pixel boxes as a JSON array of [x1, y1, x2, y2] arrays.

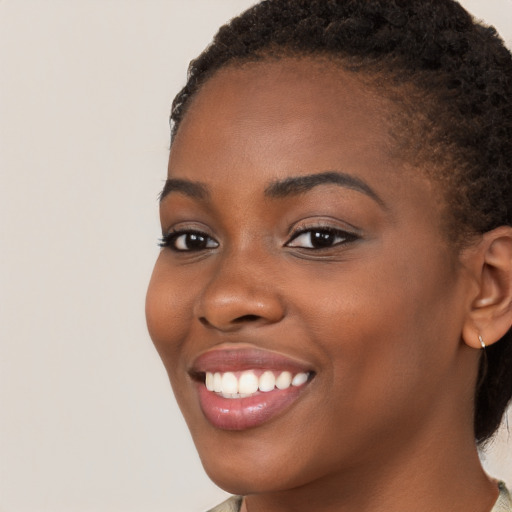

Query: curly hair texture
[[169, 0, 512, 444]]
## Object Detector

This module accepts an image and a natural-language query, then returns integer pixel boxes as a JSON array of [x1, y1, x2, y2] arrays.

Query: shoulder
[[492, 482, 512, 512], [206, 495, 243, 512], [203, 486, 511, 511]]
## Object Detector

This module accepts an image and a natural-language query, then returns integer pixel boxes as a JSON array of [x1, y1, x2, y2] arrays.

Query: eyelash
[[285, 226, 359, 250], [159, 226, 358, 252], [159, 230, 218, 252]]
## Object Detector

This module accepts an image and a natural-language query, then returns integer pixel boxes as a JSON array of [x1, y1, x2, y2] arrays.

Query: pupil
[[312, 231, 334, 248], [187, 233, 206, 249]]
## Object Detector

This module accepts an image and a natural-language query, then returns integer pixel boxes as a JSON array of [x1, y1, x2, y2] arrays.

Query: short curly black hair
[[169, 0, 512, 444]]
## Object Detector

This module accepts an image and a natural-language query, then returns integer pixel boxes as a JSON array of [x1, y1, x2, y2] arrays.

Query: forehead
[[168, 58, 399, 185]]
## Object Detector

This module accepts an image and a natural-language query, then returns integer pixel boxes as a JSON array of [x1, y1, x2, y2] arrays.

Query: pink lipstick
[[190, 348, 314, 430]]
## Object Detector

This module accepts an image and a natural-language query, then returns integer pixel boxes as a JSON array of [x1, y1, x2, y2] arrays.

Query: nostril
[[233, 314, 261, 323], [198, 314, 262, 329], [199, 315, 261, 327], [199, 317, 210, 327]]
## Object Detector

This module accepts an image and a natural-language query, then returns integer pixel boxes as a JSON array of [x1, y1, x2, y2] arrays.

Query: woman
[[146, 0, 512, 510]]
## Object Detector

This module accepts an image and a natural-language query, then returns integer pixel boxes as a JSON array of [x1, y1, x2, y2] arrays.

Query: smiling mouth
[[203, 369, 311, 398], [190, 348, 315, 430]]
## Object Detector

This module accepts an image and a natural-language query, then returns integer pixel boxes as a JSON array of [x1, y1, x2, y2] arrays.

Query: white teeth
[[292, 372, 308, 387], [213, 372, 222, 393], [221, 372, 238, 394], [221, 392, 238, 399], [204, 369, 310, 396], [238, 371, 259, 394], [205, 372, 214, 391], [275, 371, 292, 390], [259, 371, 276, 392]]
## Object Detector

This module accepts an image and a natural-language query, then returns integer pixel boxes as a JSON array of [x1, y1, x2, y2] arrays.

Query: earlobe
[[462, 226, 512, 349]]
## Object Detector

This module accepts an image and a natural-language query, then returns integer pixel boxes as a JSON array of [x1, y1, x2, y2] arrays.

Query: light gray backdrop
[[1, 1, 511, 511]]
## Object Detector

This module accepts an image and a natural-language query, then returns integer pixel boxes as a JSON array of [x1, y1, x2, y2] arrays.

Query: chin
[[199, 452, 308, 497], [188, 420, 330, 497]]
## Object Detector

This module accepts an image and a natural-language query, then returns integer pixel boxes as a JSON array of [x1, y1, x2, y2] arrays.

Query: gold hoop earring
[[478, 334, 486, 350]]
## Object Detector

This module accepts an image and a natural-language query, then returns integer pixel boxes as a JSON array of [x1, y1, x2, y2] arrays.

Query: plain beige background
[[1, 1, 511, 511]]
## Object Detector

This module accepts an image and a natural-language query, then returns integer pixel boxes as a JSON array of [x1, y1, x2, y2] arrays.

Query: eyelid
[[287, 217, 360, 237], [159, 220, 215, 241], [287, 215, 361, 234]]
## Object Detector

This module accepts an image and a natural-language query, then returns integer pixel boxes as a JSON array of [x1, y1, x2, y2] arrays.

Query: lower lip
[[196, 382, 307, 430]]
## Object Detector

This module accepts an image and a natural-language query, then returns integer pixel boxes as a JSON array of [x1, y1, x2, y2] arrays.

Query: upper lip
[[189, 346, 314, 375]]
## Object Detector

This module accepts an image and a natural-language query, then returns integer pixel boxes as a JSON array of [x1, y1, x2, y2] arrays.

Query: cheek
[[291, 250, 460, 421], [145, 257, 195, 368]]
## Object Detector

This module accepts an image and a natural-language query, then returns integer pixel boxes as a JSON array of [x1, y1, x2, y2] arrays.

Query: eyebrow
[[264, 171, 385, 208], [159, 178, 210, 203], [159, 171, 385, 208]]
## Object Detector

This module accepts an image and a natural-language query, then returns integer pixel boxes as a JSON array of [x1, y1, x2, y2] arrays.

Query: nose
[[194, 255, 285, 332]]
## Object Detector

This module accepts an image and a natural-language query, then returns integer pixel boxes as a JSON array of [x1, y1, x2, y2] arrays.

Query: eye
[[286, 227, 357, 249], [159, 230, 219, 252]]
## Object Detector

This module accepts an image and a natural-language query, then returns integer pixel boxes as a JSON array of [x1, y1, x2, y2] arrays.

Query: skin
[[146, 58, 507, 512]]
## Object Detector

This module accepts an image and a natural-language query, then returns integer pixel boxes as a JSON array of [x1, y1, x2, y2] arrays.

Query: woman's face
[[146, 59, 477, 494]]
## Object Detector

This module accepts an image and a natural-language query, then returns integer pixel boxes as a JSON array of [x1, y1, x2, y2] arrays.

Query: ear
[[462, 226, 512, 349]]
